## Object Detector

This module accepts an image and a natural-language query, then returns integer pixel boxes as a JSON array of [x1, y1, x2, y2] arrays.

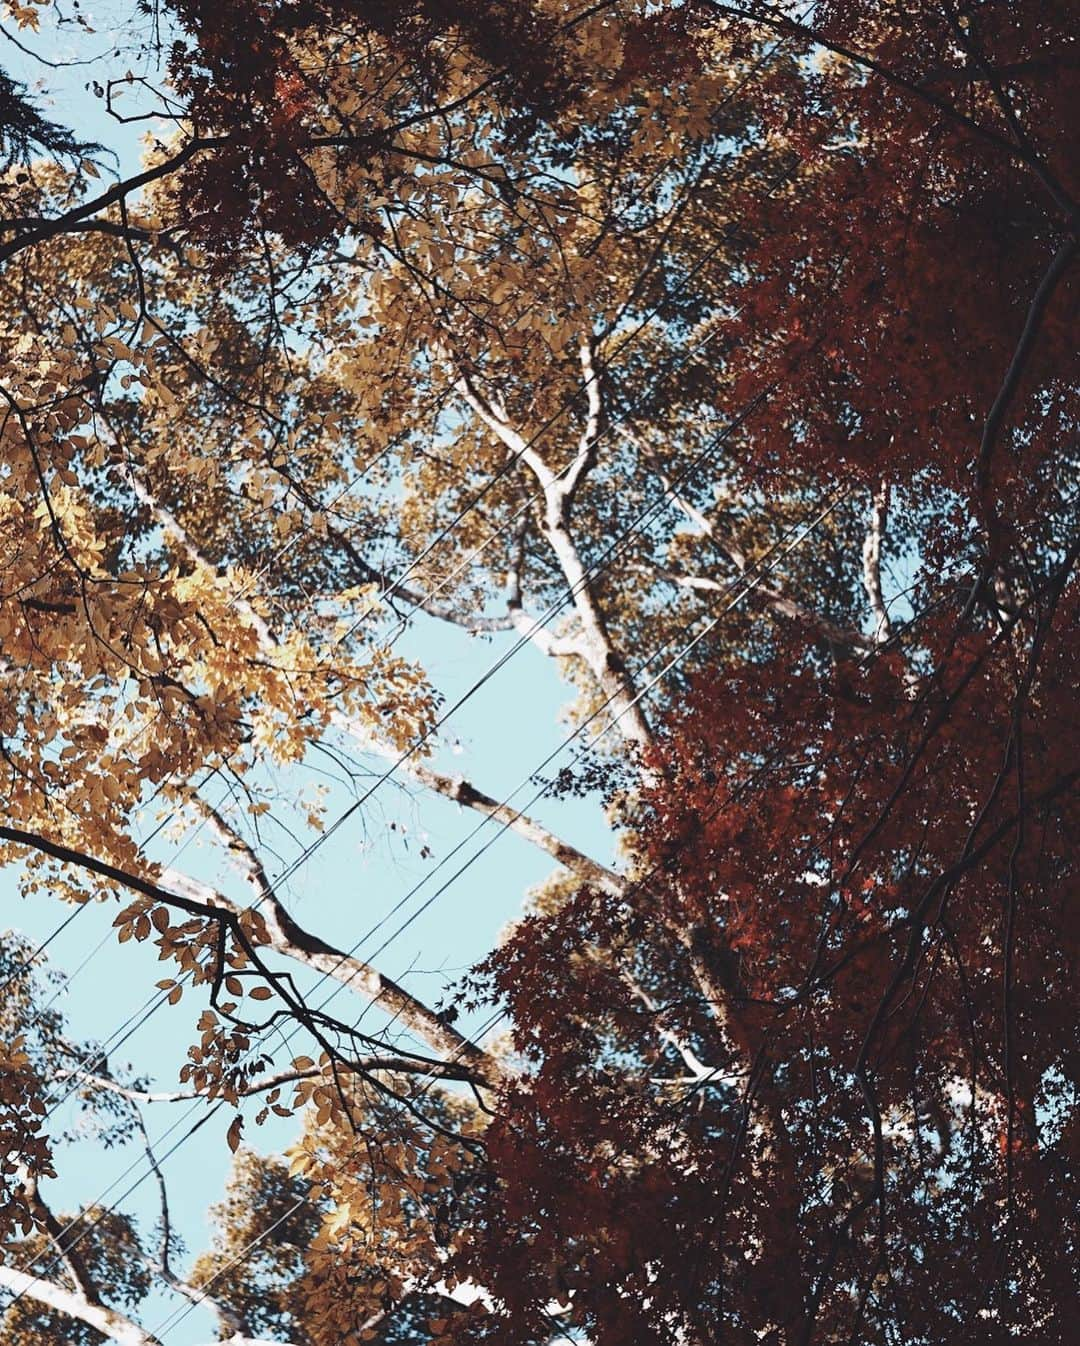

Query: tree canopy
[[0, 1, 1076, 1344]]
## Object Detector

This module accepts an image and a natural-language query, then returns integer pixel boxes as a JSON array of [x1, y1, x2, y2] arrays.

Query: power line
[[6, 306, 821, 1345], [20, 0, 824, 1093], [0, 903, 88, 998], [24, 272, 701, 1115], [30, 146, 769, 1127]]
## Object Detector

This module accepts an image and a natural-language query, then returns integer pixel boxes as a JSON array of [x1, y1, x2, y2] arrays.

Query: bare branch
[[457, 375, 656, 754], [181, 799, 504, 1086], [131, 1110, 249, 1340], [0, 1257, 300, 1346], [861, 481, 892, 645], [0, 1264, 156, 1346], [454, 370, 537, 466], [331, 719, 625, 895], [0, 819, 501, 1086], [503, 606, 584, 658], [562, 339, 604, 501], [621, 972, 734, 1085], [19, 1173, 102, 1307], [59, 1052, 481, 1105], [659, 568, 874, 653], [976, 232, 1078, 545]]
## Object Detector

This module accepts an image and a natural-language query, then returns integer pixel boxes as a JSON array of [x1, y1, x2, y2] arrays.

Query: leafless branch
[[976, 232, 1078, 545], [130, 1108, 250, 1339], [861, 481, 892, 645], [60, 1051, 481, 1107], [658, 568, 874, 653]]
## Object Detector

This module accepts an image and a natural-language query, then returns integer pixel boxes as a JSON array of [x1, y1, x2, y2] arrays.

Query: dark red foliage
[[701, 0, 1078, 538], [163, 0, 574, 248], [444, 6, 1079, 1343], [461, 570, 1079, 1343]]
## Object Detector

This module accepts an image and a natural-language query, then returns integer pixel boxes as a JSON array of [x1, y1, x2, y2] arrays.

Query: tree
[[0, 1, 1076, 1344]]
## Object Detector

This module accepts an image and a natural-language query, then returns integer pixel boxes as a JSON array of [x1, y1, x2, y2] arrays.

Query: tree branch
[[658, 567, 875, 653], [561, 339, 604, 502], [183, 799, 504, 1085], [19, 1173, 102, 1307], [0, 1264, 156, 1346], [456, 373, 656, 753], [131, 1110, 250, 1340], [861, 480, 892, 645], [0, 820, 501, 1087], [60, 1052, 481, 1105], [0, 135, 228, 266], [976, 232, 1078, 546], [330, 719, 626, 896]]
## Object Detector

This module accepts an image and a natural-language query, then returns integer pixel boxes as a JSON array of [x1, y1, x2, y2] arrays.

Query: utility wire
[[16, 384, 773, 1307], [19, 0, 819, 1091], [30, 118, 785, 1128]]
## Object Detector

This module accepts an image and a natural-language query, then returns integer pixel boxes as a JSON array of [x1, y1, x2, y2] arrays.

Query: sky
[[1, 9, 628, 1341]]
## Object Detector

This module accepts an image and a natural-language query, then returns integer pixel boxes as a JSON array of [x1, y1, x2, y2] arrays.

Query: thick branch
[[333, 721, 625, 896], [456, 373, 656, 753], [0, 136, 228, 266], [622, 971, 736, 1086], [0, 1264, 298, 1346], [861, 481, 892, 645], [184, 800, 503, 1085], [659, 568, 874, 653], [561, 339, 604, 502], [412, 761, 625, 893], [0, 1265, 156, 1346], [0, 820, 500, 1086], [20, 1174, 102, 1307]]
